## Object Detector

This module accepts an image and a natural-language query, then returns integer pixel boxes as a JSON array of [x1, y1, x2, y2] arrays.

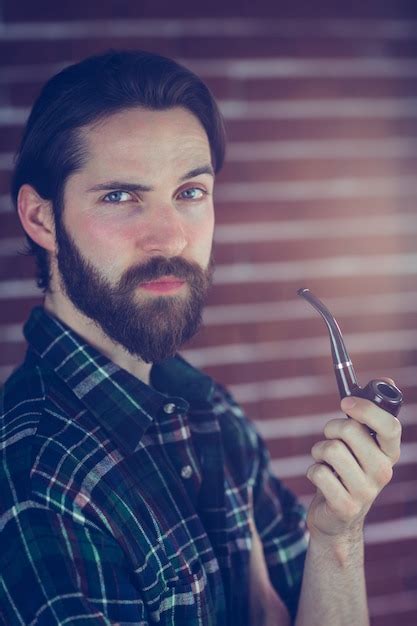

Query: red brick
[[221, 157, 417, 183], [225, 117, 417, 142], [3, 0, 417, 21]]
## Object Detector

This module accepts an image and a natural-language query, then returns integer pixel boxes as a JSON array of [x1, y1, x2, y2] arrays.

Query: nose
[[140, 205, 188, 257]]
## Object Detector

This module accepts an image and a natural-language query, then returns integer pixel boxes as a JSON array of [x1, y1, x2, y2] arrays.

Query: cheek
[[188, 210, 214, 259], [74, 215, 133, 269]]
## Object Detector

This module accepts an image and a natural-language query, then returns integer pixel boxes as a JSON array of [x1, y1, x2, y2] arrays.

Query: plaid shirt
[[1, 306, 308, 625]]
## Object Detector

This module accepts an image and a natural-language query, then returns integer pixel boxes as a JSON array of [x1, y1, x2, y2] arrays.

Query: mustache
[[118, 256, 209, 292]]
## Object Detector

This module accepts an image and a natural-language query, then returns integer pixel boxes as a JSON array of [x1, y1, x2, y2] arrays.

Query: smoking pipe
[[297, 288, 403, 417]]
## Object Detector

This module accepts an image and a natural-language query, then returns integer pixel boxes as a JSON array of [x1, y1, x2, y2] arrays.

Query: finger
[[340, 396, 402, 464], [306, 463, 354, 515], [310, 439, 367, 496], [323, 418, 394, 488], [379, 376, 395, 386]]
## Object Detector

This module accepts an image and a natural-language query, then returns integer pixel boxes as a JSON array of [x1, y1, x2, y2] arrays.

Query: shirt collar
[[23, 306, 214, 455]]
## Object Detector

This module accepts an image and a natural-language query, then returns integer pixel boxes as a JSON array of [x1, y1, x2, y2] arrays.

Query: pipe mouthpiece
[[297, 286, 359, 396]]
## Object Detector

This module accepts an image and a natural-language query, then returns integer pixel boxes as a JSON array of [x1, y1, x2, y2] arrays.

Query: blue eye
[[103, 191, 132, 203], [178, 187, 206, 201]]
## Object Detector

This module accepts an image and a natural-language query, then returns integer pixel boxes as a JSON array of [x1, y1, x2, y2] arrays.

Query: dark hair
[[11, 49, 226, 293]]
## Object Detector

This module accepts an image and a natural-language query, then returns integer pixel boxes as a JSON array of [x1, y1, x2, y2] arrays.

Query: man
[[1, 50, 401, 625]]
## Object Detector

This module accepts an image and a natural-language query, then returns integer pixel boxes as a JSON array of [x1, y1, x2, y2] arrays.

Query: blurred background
[[1, 1, 417, 624]]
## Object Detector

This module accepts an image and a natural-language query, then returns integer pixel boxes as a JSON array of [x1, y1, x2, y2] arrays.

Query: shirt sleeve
[[0, 503, 149, 625], [212, 380, 309, 623], [249, 421, 309, 624]]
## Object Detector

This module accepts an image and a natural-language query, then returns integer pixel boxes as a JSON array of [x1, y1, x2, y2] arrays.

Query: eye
[[178, 187, 207, 201], [102, 190, 133, 203]]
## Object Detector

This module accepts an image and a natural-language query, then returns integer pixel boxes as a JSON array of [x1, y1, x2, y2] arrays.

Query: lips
[[139, 276, 186, 293]]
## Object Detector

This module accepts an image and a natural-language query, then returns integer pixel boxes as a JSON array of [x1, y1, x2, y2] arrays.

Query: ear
[[17, 184, 57, 254]]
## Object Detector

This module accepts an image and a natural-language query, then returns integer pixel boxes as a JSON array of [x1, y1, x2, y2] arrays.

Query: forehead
[[80, 106, 211, 173]]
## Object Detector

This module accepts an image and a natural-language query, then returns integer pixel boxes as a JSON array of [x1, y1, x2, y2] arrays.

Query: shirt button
[[163, 403, 176, 414], [181, 465, 193, 479]]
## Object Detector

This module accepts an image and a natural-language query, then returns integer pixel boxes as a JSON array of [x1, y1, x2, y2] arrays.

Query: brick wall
[[1, 1, 417, 623]]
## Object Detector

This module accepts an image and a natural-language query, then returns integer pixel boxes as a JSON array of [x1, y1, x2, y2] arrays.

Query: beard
[[54, 218, 214, 363]]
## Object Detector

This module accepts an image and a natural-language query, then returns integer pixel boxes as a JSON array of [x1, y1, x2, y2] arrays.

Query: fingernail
[[342, 396, 356, 410]]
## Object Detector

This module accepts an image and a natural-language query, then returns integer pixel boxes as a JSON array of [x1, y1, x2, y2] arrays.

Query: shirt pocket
[[153, 568, 212, 625], [129, 528, 214, 622], [225, 480, 253, 551]]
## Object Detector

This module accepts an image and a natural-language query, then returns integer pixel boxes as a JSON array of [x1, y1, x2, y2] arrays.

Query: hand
[[305, 378, 402, 542]]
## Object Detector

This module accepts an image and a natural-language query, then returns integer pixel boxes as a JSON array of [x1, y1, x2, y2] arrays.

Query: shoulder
[[210, 379, 260, 445], [205, 379, 265, 486], [0, 359, 104, 520], [1, 359, 46, 454], [0, 360, 48, 521]]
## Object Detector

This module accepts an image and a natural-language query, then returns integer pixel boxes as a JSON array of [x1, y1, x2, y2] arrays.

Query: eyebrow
[[87, 164, 215, 193]]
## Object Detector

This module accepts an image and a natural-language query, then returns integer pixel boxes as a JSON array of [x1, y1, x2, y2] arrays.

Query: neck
[[43, 291, 152, 386]]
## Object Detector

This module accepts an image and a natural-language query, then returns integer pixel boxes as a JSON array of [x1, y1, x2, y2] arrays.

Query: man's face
[[53, 106, 215, 363]]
